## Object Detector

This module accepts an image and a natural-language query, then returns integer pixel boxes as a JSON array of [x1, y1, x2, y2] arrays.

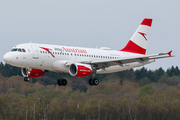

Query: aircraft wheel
[[93, 78, 99, 85], [57, 79, 67, 86], [89, 78, 93, 85], [62, 79, 67, 86], [24, 77, 30, 82], [57, 79, 62, 86]]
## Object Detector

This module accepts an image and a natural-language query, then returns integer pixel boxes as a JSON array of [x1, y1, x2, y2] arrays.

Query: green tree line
[[0, 62, 180, 119]]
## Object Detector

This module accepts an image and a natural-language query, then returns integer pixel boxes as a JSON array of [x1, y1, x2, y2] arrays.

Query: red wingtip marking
[[167, 50, 172, 57], [141, 18, 153, 27]]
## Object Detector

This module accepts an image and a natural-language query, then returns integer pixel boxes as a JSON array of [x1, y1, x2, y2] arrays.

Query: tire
[[89, 78, 93, 85], [24, 77, 30, 82], [57, 79, 62, 86], [93, 78, 99, 85], [62, 79, 67, 86]]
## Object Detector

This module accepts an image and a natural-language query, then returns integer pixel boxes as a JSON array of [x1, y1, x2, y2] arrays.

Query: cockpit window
[[22, 49, 26, 52], [11, 48, 26, 52], [11, 48, 18, 52], [18, 49, 22, 52]]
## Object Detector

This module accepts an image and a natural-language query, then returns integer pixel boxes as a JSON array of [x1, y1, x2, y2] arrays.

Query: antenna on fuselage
[[30, 41, 32, 43]]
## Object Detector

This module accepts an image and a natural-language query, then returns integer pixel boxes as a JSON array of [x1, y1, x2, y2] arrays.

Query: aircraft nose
[[3, 52, 11, 63]]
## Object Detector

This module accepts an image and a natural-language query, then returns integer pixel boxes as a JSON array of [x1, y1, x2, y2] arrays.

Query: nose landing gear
[[24, 77, 30, 82]]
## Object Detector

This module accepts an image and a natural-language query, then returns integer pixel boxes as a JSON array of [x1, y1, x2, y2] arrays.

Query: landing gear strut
[[57, 73, 67, 86]]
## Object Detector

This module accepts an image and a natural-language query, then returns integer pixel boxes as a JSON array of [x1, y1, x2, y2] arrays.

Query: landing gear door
[[31, 45, 39, 59]]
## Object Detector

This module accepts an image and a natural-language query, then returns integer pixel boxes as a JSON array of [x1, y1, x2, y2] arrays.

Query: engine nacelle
[[69, 63, 92, 77], [21, 68, 44, 78]]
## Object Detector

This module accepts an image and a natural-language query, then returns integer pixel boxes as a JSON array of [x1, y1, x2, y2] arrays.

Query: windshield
[[11, 48, 26, 52]]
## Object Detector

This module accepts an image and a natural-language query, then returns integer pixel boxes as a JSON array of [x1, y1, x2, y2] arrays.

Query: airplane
[[3, 18, 173, 86]]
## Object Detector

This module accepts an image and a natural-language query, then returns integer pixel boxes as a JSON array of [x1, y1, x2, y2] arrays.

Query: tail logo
[[138, 32, 147, 41]]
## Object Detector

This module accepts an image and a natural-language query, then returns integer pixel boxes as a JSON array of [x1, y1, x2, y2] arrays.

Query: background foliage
[[0, 62, 180, 120]]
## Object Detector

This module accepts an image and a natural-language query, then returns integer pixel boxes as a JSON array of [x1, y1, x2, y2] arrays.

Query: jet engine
[[21, 68, 45, 78], [69, 63, 92, 77]]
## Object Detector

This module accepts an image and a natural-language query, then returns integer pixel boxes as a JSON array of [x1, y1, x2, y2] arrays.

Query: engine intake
[[69, 63, 92, 77]]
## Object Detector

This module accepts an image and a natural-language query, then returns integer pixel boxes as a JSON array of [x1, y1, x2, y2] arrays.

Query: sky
[[0, 0, 179, 70]]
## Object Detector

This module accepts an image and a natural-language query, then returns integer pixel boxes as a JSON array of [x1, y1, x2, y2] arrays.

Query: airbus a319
[[3, 18, 173, 86]]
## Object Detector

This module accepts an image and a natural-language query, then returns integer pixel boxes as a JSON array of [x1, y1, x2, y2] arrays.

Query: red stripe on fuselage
[[120, 40, 146, 55]]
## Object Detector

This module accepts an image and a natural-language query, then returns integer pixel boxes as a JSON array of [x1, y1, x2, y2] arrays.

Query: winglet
[[167, 50, 172, 57]]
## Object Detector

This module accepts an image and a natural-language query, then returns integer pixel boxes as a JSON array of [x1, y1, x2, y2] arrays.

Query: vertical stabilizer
[[120, 18, 153, 55]]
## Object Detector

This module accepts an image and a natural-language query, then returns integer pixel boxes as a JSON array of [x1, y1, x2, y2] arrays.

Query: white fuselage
[[3, 43, 154, 74]]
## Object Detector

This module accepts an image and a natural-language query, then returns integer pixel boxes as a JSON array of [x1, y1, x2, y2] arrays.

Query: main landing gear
[[88, 78, 99, 85], [88, 73, 99, 85], [57, 79, 67, 86], [57, 73, 67, 86]]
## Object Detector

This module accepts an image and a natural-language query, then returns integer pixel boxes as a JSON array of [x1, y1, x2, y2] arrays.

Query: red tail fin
[[120, 18, 153, 55]]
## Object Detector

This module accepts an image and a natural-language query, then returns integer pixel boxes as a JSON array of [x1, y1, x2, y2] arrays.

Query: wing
[[67, 51, 173, 70]]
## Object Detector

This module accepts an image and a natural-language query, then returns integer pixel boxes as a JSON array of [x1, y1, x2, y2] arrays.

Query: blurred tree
[[140, 85, 153, 96], [135, 67, 148, 80]]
